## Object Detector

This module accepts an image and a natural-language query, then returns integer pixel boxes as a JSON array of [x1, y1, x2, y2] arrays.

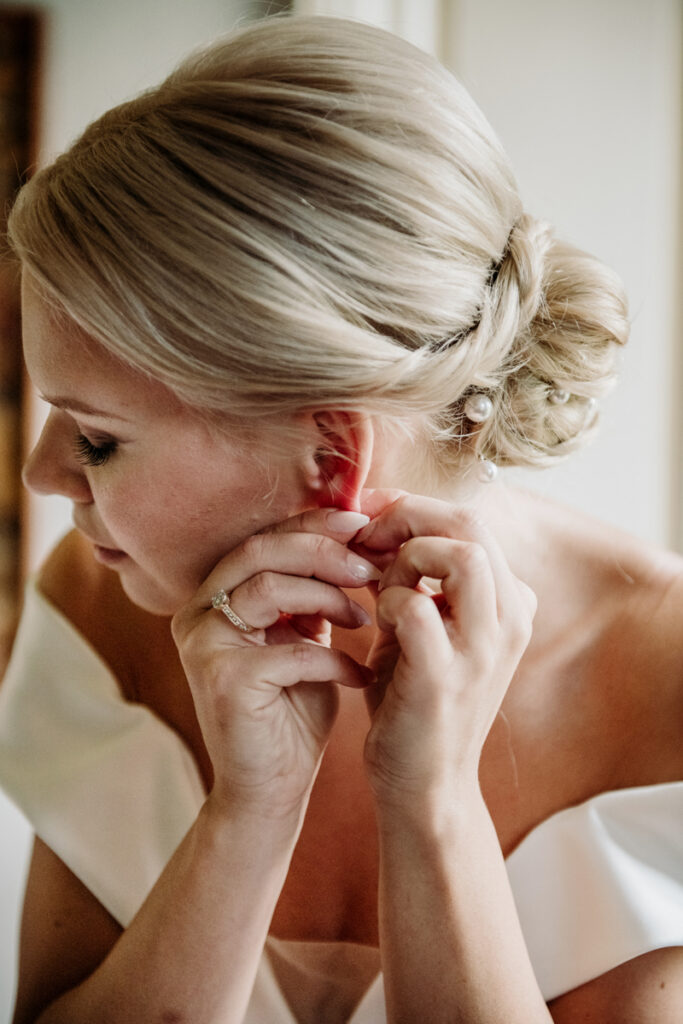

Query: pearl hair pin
[[548, 388, 570, 405], [464, 393, 493, 423]]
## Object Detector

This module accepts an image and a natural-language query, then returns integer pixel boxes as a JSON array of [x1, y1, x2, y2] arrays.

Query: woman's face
[[21, 277, 313, 615]]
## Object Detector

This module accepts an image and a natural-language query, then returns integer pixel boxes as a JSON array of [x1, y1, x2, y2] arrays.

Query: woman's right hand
[[171, 508, 377, 824]]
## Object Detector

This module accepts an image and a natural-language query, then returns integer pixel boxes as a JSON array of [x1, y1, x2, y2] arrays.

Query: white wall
[[448, 0, 683, 549], [0, 3, 256, 1018], [300, 0, 683, 548]]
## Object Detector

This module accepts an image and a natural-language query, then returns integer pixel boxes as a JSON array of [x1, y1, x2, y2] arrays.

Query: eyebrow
[[38, 394, 132, 423]]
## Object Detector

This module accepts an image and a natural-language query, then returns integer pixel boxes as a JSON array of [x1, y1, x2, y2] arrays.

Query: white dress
[[1, 581, 682, 1022]]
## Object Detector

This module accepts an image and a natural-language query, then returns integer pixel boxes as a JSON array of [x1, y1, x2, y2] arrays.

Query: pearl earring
[[477, 456, 498, 483], [463, 394, 496, 482], [464, 393, 493, 423]]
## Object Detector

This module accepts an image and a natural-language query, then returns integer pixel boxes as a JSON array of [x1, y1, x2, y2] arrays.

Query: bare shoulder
[[38, 529, 125, 630], [36, 533, 206, 781], [586, 527, 683, 783], [537, 493, 683, 689], [520, 492, 683, 788], [36, 530, 177, 699], [606, 536, 683, 691]]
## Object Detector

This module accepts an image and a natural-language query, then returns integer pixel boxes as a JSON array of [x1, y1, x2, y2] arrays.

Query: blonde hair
[[8, 15, 628, 478]]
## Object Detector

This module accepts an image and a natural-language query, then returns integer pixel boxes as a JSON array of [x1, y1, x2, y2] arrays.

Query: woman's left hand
[[353, 492, 537, 809]]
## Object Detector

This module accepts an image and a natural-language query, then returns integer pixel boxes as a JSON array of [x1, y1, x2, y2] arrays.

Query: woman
[[1, 14, 682, 1024]]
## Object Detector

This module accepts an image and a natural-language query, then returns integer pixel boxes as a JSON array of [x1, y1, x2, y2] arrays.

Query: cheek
[[94, 463, 279, 567], [91, 471, 184, 555], [91, 434, 307, 586]]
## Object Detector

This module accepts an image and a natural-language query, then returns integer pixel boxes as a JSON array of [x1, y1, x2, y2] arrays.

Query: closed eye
[[74, 433, 118, 467]]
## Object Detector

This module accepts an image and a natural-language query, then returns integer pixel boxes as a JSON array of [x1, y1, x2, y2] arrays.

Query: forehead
[[21, 272, 181, 422]]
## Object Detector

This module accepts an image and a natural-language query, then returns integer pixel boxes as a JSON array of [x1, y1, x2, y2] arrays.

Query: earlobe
[[303, 410, 374, 512]]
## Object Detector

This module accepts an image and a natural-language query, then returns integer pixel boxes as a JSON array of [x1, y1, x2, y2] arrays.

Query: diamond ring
[[211, 589, 255, 633]]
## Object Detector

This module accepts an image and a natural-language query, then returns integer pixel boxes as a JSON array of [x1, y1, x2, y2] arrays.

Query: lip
[[73, 521, 128, 565], [92, 544, 128, 566]]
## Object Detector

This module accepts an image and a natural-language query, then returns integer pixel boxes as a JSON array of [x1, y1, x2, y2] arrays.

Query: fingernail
[[352, 604, 372, 626], [326, 510, 371, 533], [347, 554, 382, 581], [354, 520, 375, 545]]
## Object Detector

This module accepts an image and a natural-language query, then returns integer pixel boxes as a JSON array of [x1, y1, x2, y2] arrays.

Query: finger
[[216, 642, 375, 693], [517, 579, 538, 620], [261, 507, 371, 541], [356, 496, 519, 621], [227, 573, 372, 632], [287, 614, 331, 643], [379, 536, 498, 641], [262, 503, 389, 574], [355, 494, 480, 550], [193, 532, 380, 614], [359, 488, 407, 519], [350, 491, 407, 568], [347, 544, 399, 573], [375, 586, 453, 674]]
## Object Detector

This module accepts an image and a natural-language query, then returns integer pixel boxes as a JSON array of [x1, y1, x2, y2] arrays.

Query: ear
[[300, 410, 374, 513]]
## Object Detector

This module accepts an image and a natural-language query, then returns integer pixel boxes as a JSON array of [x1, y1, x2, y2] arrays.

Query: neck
[[419, 473, 546, 584], [369, 426, 543, 584], [368, 431, 571, 643]]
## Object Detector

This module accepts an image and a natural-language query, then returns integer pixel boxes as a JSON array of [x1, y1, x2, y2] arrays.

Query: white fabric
[[0, 580, 682, 1018], [0, 581, 205, 927], [507, 783, 683, 998], [245, 946, 386, 1024]]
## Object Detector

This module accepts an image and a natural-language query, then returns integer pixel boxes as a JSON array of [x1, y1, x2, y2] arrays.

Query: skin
[[10, 275, 683, 1023], [20, 284, 329, 617]]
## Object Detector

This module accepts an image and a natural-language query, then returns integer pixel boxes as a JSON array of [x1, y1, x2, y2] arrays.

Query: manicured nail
[[326, 510, 371, 533], [347, 554, 382, 581], [353, 520, 375, 545], [351, 603, 372, 626]]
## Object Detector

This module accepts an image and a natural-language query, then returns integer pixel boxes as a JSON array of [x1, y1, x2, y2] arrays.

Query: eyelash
[[74, 433, 118, 467]]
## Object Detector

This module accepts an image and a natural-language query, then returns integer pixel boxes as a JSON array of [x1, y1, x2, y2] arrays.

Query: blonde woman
[[2, 15, 682, 1024]]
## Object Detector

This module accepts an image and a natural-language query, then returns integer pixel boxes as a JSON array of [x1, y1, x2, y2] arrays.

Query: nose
[[22, 409, 93, 503]]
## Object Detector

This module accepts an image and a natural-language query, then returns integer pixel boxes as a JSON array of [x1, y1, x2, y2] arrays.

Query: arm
[[357, 495, 550, 1023], [357, 495, 683, 1023], [549, 947, 683, 1023], [378, 798, 683, 1024], [376, 793, 550, 1024], [11, 508, 376, 1024], [13, 838, 122, 1024], [15, 810, 300, 1024]]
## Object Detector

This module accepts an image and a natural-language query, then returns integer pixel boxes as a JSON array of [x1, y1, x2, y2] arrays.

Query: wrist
[[373, 776, 488, 840], [200, 788, 306, 854]]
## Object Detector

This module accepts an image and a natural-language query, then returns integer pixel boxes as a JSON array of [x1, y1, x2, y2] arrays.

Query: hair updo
[[8, 14, 628, 478]]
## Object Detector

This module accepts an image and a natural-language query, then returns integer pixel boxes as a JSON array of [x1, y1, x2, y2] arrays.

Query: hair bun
[[459, 213, 628, 469]]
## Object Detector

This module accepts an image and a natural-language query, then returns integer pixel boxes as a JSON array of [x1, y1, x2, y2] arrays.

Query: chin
[[118, 571, 186, 618]]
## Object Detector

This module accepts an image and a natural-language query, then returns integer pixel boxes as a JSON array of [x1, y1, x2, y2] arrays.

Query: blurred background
[[0, 0, 681, 1017]]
